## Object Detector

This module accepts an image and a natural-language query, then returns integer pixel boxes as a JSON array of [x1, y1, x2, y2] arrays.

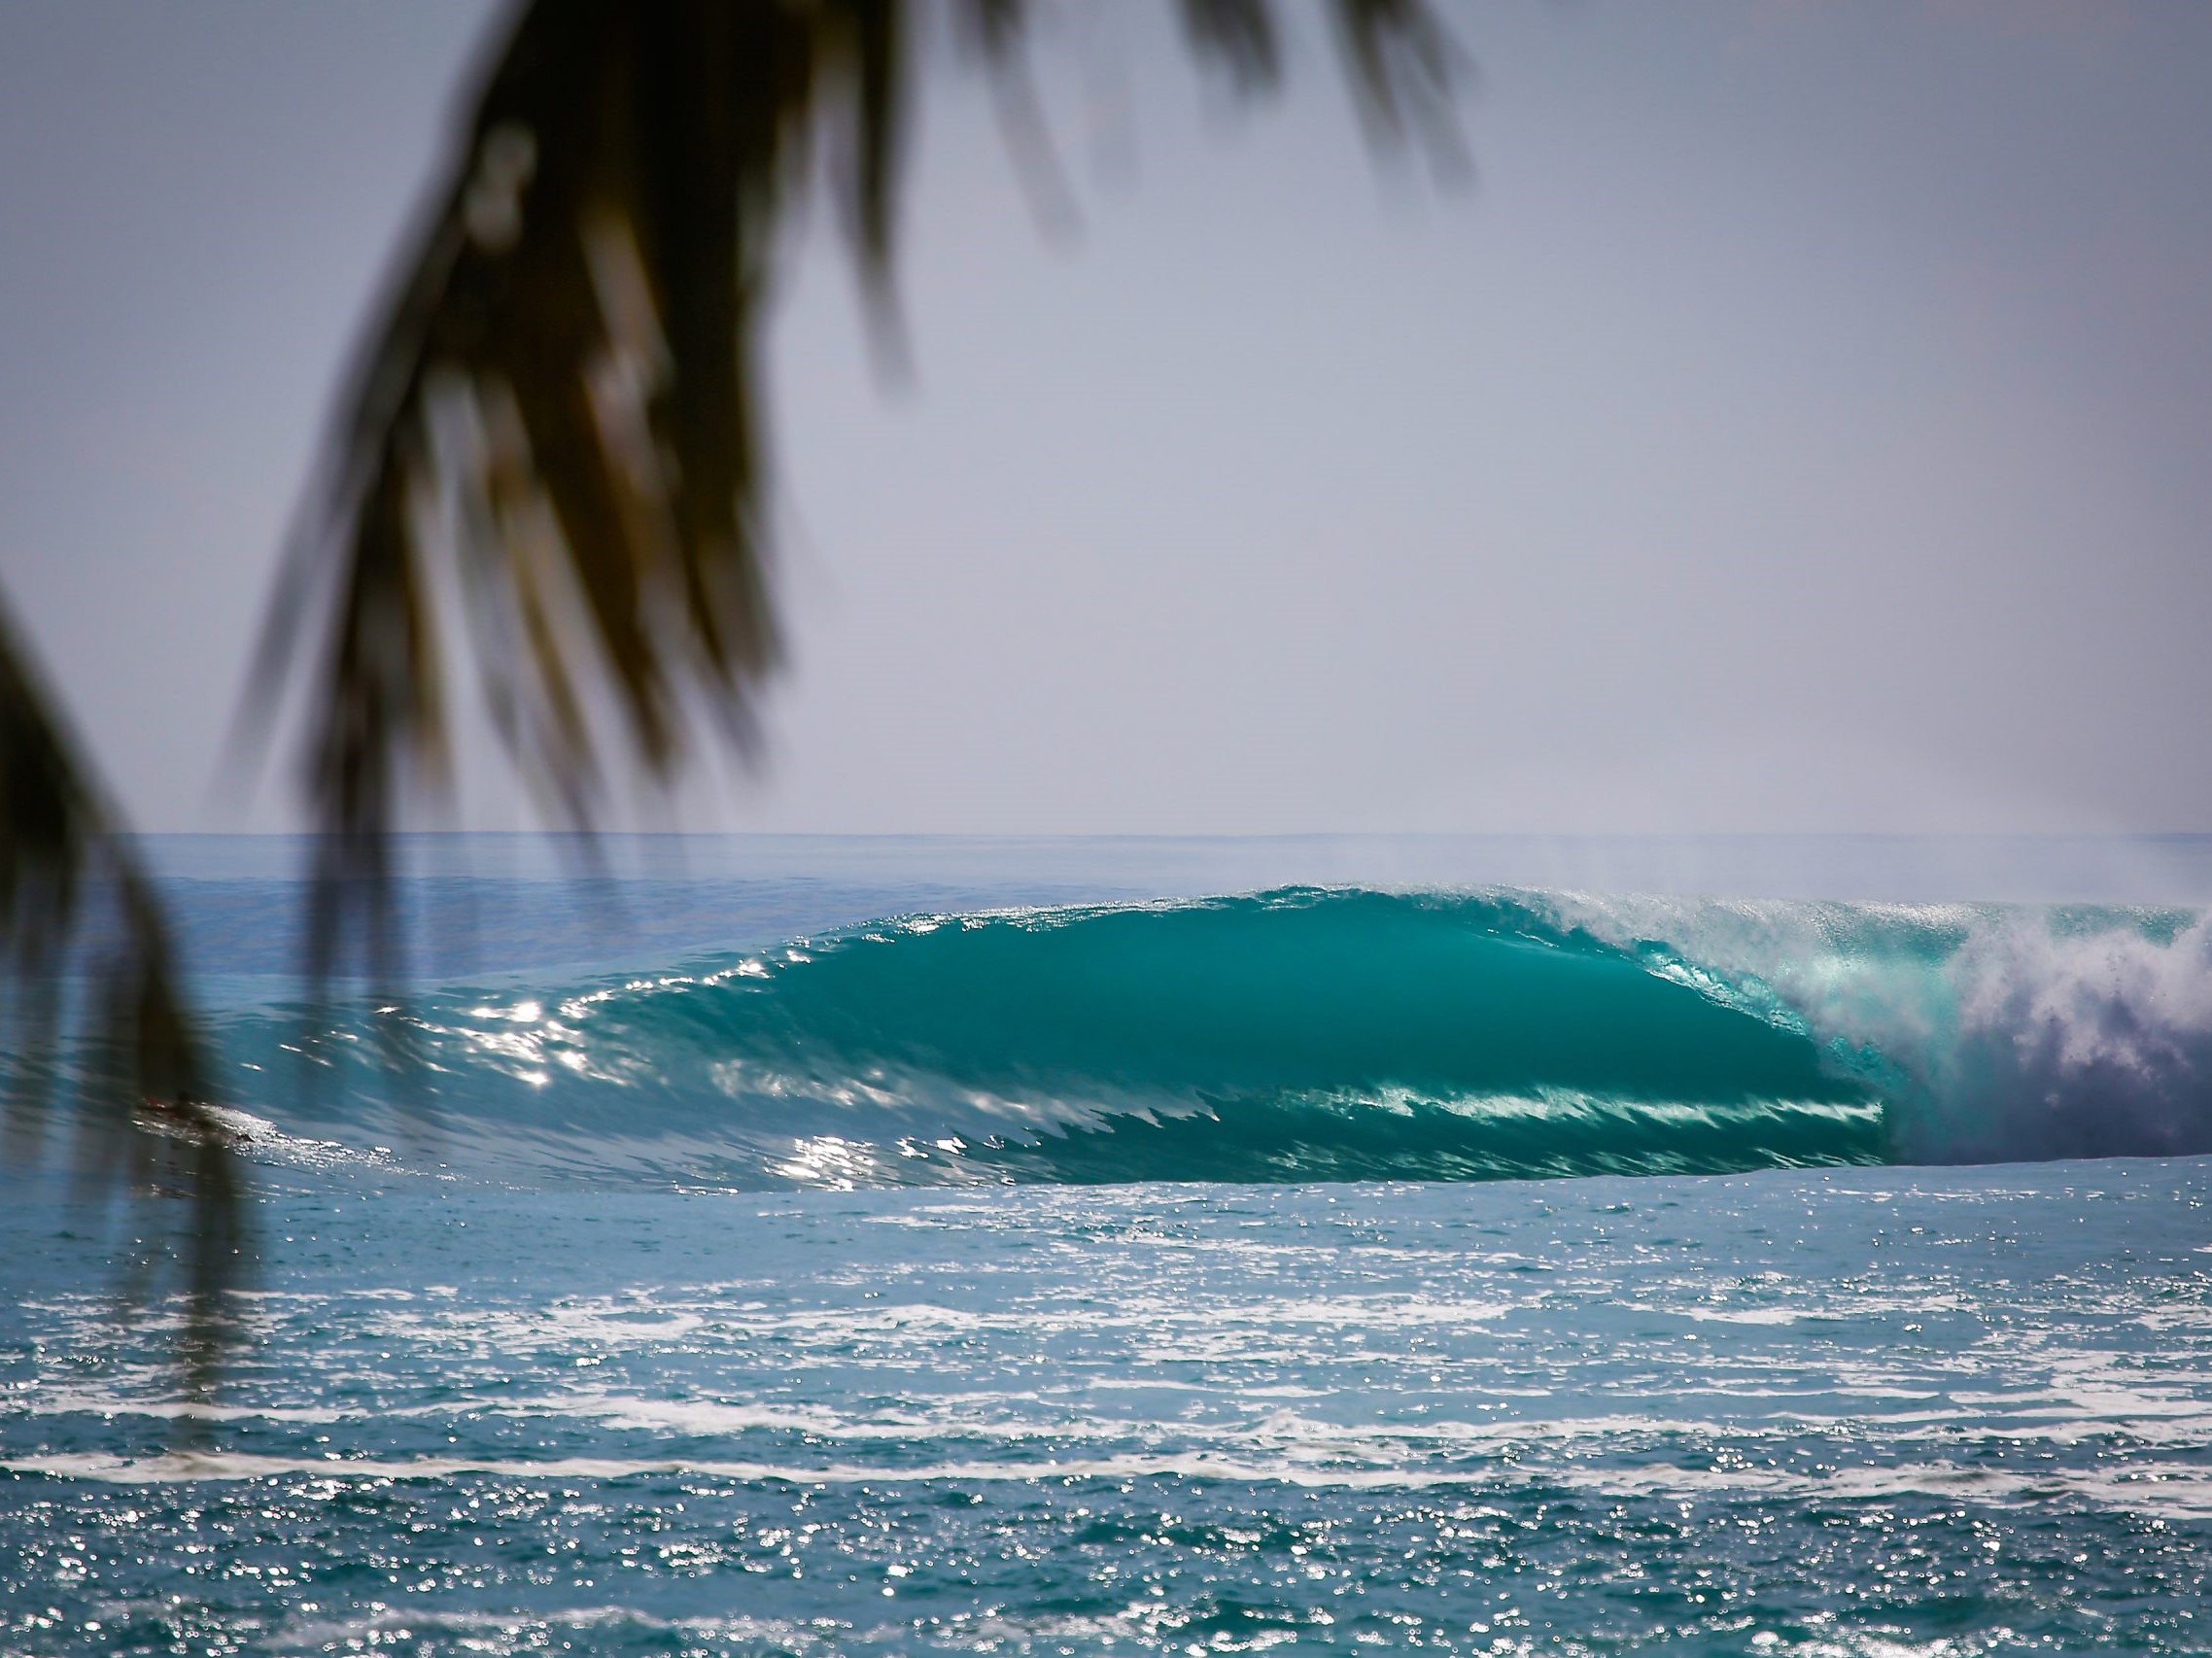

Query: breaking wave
[[215, 887, 2212, 1188]]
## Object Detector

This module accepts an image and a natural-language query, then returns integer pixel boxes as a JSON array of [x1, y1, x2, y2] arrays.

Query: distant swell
[[218, 887, 2212, 1189]]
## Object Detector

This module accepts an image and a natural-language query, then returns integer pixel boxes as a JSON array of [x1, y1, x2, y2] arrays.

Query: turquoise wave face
[[212, 885, 2212, 1189], [217, 888, 1884, 1187]]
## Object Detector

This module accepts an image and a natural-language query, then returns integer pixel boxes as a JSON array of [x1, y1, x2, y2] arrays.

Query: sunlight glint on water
[[5, 835, 2212, 1655]]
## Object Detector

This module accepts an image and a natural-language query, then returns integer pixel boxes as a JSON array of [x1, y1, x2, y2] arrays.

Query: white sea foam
[[202, 1105, 397, 1172], [16, 1447, 2212, 1518], [1549, 889, 2212, 1160]]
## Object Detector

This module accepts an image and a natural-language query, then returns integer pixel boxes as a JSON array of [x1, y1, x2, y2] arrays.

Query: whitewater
[[5, 834, 2212, 1654]]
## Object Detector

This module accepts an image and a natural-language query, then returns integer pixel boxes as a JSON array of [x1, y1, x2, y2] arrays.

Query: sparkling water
[[5, 835, 2211, 1655]]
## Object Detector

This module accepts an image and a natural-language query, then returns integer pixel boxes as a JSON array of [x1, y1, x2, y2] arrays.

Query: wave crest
[[221, 887, 2212, 1188]]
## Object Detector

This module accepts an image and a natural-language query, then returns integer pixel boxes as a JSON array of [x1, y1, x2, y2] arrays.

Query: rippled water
[[8, 1162, 2212, 1654]]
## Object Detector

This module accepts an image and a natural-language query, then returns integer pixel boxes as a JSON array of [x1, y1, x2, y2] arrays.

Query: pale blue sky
[[3, 1, 2209, 833]]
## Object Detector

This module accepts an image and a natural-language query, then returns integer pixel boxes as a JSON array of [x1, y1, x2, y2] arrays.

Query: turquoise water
[[6, 836, 2212, 1653]]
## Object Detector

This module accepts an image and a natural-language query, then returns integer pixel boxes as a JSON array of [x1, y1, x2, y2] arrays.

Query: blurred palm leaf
[[248, 0, 1466, 988], [1, 0, 1462, 1388], [0, 593, 243, 1398]]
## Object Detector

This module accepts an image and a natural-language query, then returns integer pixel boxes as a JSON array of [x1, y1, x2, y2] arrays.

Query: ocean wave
[[213, 887, 2212, 1188]]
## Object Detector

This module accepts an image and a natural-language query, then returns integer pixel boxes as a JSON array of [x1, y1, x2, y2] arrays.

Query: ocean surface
[[6, 834, 2212, 1655]]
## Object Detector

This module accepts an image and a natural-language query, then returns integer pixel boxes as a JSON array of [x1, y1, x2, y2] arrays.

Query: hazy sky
[[3, 1, 2210, 834]]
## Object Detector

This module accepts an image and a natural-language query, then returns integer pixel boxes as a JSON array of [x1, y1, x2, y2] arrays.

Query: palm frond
[[1332, 0, 1470, 175], [1181, 0, 1283, 96], [0, 588, 244, 1399], [250, 0, 1467, 992], [0, 0, 1463, 1399]]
